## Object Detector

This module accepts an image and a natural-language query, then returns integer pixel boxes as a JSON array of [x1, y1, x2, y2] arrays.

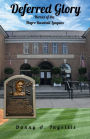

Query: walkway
[[0, 98, 90, 108]]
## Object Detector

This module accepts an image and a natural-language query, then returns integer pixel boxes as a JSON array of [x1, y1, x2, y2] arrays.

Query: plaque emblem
[[13, 80, 25, 96], [4, 75, 36, 118]]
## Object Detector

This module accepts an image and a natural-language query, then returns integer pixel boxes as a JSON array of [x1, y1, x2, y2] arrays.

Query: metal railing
[[65, 80, 90, 99], [65, 81, 73, 99]]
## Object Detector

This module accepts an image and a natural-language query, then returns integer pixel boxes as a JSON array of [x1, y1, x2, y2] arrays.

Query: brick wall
[[0, 34, 5, 81], [4, 42, 86, 80], [85, 30, 90, 80]]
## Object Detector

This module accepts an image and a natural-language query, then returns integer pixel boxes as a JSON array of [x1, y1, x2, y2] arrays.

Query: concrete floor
[[0, 98, 90, 108]]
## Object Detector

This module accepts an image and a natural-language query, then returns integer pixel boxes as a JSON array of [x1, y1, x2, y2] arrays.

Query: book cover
[[0, 0, 90, 138]]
